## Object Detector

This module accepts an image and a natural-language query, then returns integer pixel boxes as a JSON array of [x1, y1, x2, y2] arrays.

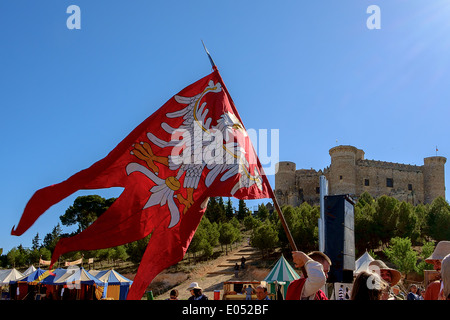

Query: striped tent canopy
[[0, 268, 24, 285], [30, 268, 71, 285], [12, 268, 46, 284], [264, 255, 300, 283], [91, 269, 133, 300], [92, 269, 133, 286], [54, 267, 103, 286]]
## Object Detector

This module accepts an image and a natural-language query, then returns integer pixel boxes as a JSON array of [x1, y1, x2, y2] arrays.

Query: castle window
[[386, 178, 394, 188], [340, 175, 343, 180], [364, 179, 370, 186], [408, 184, 413, 191], [316, 187, 320, 194]]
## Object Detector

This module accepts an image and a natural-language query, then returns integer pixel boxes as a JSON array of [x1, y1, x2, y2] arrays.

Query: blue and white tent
[[54, 267, 103, 286], [38, 268, 71, 285], [13, 268, 46, 283], [91, 269, 133, 300]]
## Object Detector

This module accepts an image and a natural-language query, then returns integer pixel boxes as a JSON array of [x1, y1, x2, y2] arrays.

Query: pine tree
[[225, 197, 235, 220]]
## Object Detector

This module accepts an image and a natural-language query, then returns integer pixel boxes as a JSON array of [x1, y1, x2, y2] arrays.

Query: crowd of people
[[165, 240, 449, 301], [284, 240, 450, 301]]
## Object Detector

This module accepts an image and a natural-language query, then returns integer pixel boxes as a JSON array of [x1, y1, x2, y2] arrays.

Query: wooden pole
[[272, 195, 297, 251], [271, 194, 308, 276]]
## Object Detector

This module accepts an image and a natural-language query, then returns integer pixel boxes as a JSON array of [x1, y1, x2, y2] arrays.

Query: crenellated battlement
[[275, 145, 446, 206], [357, 159, 422, 172]]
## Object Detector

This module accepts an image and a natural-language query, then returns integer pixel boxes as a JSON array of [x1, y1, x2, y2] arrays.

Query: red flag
[[11, 67, 272, 299]]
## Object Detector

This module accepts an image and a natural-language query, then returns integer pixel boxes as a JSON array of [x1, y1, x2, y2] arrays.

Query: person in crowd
[[439, 253, 450, 300], [338, 284, 344, 300], [391, 285, 405, 300], [424, 241, 450, 300], [286, 251, 330, 300], [245, 284, 255, 300], [187, 282, 208, 301], [351, 270, 388, 300], [241, 285, 247, 294], [166, 289, 179, 300], [234, 263, 239, 278], [256, 285, 271, 300], [407, 284, 419, 300], [416, 287, 424, 300], [241, 256, 246, 270], [368, 260, 402, 300]]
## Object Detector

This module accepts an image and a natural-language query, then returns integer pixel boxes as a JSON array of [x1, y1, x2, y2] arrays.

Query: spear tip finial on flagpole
[[201, 40, 216, 69]]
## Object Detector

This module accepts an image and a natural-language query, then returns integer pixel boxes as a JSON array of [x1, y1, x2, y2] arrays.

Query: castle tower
[[423, 156, 447, 204], [328, 145, 359, 196], [275, 161, 298, 206]]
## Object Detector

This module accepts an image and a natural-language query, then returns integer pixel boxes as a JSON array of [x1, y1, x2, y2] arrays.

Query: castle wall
[[275, 146, 446, 206], [355, 160, 424, 204], [295, 169, 322, 205]]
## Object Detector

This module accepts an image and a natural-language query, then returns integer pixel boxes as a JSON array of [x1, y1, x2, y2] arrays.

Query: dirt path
[[154, 240, 268, 300]]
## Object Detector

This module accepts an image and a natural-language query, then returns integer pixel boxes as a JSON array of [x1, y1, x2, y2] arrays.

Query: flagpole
[[270, 193, 307, 277], [201, 40, 216, 69], [271, 195, 297, 251], [209, 53, 306, 275]]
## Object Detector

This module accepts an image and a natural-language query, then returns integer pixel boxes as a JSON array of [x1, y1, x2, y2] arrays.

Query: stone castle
[[275, 145, 446, 207]]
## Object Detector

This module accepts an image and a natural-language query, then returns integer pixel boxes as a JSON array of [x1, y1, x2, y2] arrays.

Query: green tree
[[251, 222, 279, 257], [217, 197, 226, 217], [295, 202, 319, 252], [219, 222, 239, 255], [43, 223, 63, 252], [256, 203, 270, 220], [426, 196, 450, 241], [6, 247, 21, 268], [60, 195, 116, 232], [275, 203, 318, 253], [7, 245, 29, 268], [357, 192, 375, 208], [374, 196, 399, 246], [243, 214, 261, 231], [189, 217, 219, 259], [416, 241, 435, 276], [96, 248, 114, 264], [32, 233, 41, 250], [39, 247, 52, 261], [237, 199, 251, 220], [111, 246, 129, 265], [414, 204, 428, 242], [355, 198, 377, 253], [396, 201, 419, 242], [383, 237, 417, 279], [225, 197, 235, 220], [204, 197, 226, 223], [126, 235, 151, 264]]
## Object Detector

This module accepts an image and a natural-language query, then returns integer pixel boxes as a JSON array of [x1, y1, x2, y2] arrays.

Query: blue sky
[[1, 1, 450, 254]]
